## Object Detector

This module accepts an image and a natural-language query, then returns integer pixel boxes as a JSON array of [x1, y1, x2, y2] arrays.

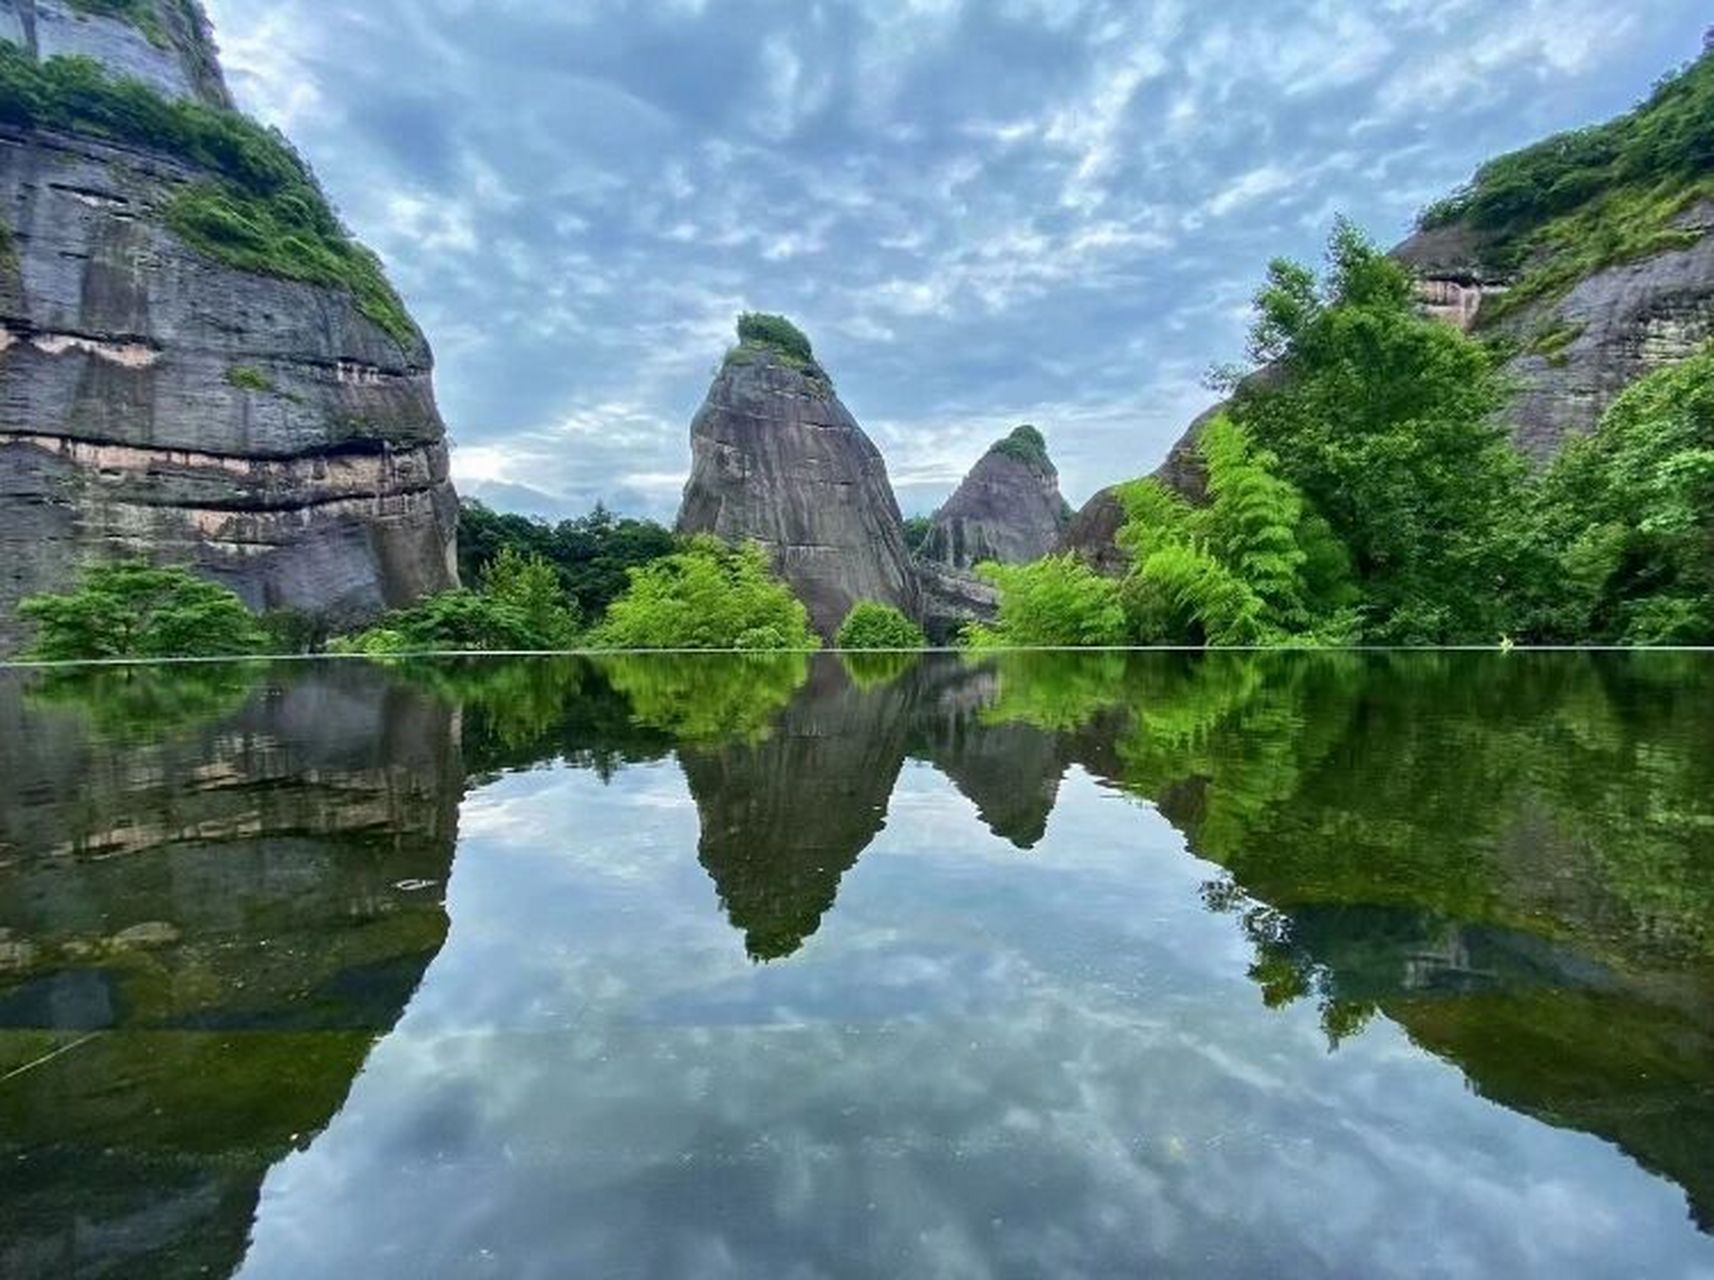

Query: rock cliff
[[676, 323, 918, 639], [919, 425, 1070, 573], [0, 0, 458, 654], [1064, 43, 1714, 572]]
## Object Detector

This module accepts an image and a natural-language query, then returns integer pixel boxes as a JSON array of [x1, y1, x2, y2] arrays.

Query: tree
[[593, 537, 819, 650], [20, 563, 268, 661], [457, 500, 677, 620], [481, 547, 582, 648], [1520, 346, 1714, 644], [836, 602, 927, 650], [1226, 219, 1524, 642], [332, 591, 539, 655]]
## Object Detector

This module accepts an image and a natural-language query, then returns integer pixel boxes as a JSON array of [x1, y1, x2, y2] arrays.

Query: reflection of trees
[[840, 650, 920, 690], [977, 648, 1714, 1230], [601, 653, 810, 746], [24, 661, 264, 743]]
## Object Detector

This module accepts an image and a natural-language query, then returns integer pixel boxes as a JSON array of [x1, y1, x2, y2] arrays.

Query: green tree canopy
[[836, 602, 927, 651], [593, 537, 819, 651], [457, 501, 678, 620], [1226, 219, 1524, 643], [1521, 346, 1714, 644], [20, 563, 268, 661]]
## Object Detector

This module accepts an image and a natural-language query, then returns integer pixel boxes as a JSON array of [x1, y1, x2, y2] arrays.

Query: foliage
[[1422, 49, 1714, 245], [725, 312, 832, 389], [331, 590, 538, 656], [592, 537, 819, 651], [902, 515, 933, 555], [25, 661, 260, 742], [1114, 417, 1358, 646], [63, 0, 169, 46], [19, 562, 268, 661], [1517, 347, 1714, 644], [836, 602, 926, 650], [480, 547, 583, 649], [989, 424, 1052, 468], [1421, 47, 1714, 318], [0, 48, 415, 344], [963, 555, 1128, 649], [166, 182, 414, 344], [841, 650, 920, 688], [1226, 220, 1525, 643], [225, 364, 275, 393], [599, 652, 808, 744], [457, 500, 678, 621], [735, 312, 815, 364]]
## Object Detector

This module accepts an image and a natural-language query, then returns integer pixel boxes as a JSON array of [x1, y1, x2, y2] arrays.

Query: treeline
[[972, 221, 1713, 649], [14, 504, 929, 660]]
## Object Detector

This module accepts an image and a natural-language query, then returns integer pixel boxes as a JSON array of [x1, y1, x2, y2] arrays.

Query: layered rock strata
[[676, 344, 918, 640], [0, 0, 458, 653]]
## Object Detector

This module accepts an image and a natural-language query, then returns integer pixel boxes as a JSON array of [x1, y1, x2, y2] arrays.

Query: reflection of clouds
[[240, 768, 1714, 1279]]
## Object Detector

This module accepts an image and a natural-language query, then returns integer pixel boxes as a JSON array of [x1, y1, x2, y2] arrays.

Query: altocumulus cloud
[[204, 0, 1708, 519]]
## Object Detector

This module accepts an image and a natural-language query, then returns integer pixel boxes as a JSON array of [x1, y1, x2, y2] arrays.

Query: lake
[[1, 651, 1711, 1278]]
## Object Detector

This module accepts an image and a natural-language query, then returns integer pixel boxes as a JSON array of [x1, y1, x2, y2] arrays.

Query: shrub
[[332, 590, 538, 655], [736, 312, 815, 364], [964, 556, 1128, 649], [989, 424, 1052, 468], [725, 313, 832, 390], [225, 364, 275, 393], [1518, 346, 1714, 644], [64, 0, 170, 48], [592, 537, 819, 650], [20, 562, 268, 661], [836, 602, 926, 650], [1420, 47, 1714, 317]]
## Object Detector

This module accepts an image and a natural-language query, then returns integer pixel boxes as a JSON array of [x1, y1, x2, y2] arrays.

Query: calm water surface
[[1, 652, 1712, 1278]]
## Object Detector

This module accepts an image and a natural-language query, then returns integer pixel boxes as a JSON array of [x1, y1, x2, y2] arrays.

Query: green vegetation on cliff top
[[724, 312, 834, 390], [989, 424, 1052, 469], [1422, 46, 1714, 319], [0, 46, 417, 344]]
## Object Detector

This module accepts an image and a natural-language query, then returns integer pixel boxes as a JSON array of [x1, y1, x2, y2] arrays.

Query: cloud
[[202, 0, 1711, 519]]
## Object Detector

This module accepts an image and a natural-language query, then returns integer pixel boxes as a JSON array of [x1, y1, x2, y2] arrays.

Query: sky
[[202, 0, 1710, 522]]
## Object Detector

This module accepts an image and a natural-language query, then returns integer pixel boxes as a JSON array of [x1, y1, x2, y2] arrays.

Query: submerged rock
[[0, 0, 458, 654], [676, 324, 918, 639]]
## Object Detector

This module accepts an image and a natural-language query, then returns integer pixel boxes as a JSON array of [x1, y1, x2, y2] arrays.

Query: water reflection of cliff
[[5, 649, 1713, 1272], [0, 664, 463, 1278], [533, 650, 1714, 1233]]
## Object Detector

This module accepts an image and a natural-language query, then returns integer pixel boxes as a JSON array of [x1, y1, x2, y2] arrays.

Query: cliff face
[[1395, 203, 1714, 460], [919, 426, 1070, 573], [676, 345, 918, 639], [1064, 47, 1714, 573], [0, 0, 458, 654]]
